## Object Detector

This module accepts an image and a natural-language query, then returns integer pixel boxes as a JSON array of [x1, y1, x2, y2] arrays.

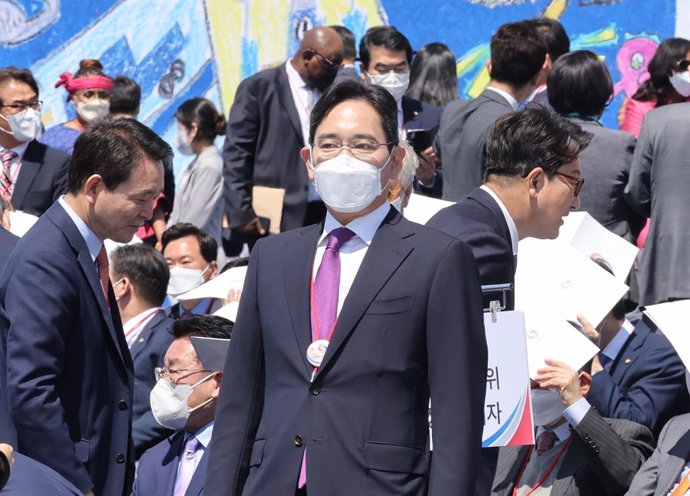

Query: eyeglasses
[[674, 59, 690, 72], [313, 139, 394, 160], [554, 171, 585, 197], [313, 51, 342, 69], [0, 100, 42, 114], [154, 367, 210, 383]]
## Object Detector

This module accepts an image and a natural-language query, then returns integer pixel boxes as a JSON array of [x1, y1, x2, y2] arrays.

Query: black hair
[[485, 105, 592, 179], [547, 50, 613, 117], [632, 37, 690, 106], [0, 67, 40, 104], [406, 42, 458, 108], [161, 222, 218, 264], [68, 117, 171, 194], [330, 25, 356, 61], [359, 26, 413, 70], [175, 97, 226, 144], [172, 315, 233, 340], [111, 244, 169, 306], [309, 79, 399, 149], [532, 18, 570, 62], [220, 257, 250, 274], [490, 20, 547, 88], [109, 76, 141, 116]]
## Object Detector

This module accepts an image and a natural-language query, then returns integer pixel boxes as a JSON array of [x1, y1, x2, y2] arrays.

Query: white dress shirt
[[312, 201, 391, 315], [480, 184, 519, 256], [58, 196, 102, 261], [122, 307, 161, 349], [285, 61, 321, 202], [485, 86, 520, 111], [1, 141, 29, 196]]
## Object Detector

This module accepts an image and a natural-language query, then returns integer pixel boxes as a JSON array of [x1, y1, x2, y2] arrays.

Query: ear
[[114, 276, 130, 301], [302, 49, 315, 62], [388, 144, 405, 180], [189, 122, 199, 141], [209, 260, 219, 279], [486, 59, 493, 77], [83, 174, 104, 205], [211, 372, 223, 398], [579, 371, 592, 397], [525, 167, 546, 198], [301, 146, 315, 181], [359, 63, 370, 82]]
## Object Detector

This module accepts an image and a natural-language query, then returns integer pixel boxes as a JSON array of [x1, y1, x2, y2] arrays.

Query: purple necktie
[[298, 227, 355, 488], [173, 435, 199, 496], [311, 227, 355, 341]]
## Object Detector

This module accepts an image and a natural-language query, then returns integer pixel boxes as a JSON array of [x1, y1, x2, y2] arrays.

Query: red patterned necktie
[[536, 430, 558, 456], [96, 246, 110, 308], [0, 149, 17, 198]]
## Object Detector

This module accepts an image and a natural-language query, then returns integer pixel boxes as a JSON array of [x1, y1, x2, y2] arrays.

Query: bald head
[[291, 26, 344, 90]]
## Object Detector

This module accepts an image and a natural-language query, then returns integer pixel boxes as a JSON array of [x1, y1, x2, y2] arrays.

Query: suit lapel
[[315, 212, 414, 379], [129, 310, 164, 361], [10, 140, 41, 209], [275, 66, 304, 141], [283, 224, 322, 375], [657, 452, 687, 496], [552, 436, 586, 496], [185, 450, 208, 495]]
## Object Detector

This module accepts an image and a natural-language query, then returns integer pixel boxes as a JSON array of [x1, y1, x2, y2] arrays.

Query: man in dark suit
[[205, 80, 486, 495], [223, 27, 343, 237], [133, 315, 232, 496], [0, 449, 82, 496], [358, 26, 443, 197], [110, 244, 175, 458], [435, 20, 547, 201], [492, 360, 654, 495], [0, 67, 69, 216], [0, 118, 168, 496], [331, 25, 359, 83], [428, 107, 592, 495]]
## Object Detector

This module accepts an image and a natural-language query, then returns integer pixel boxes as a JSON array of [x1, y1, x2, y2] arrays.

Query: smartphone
[[407, 126, 439, 153], [258, 216, 271, 233]]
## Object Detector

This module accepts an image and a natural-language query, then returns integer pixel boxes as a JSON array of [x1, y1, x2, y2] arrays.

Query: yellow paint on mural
[[543, 0, 567, 20]]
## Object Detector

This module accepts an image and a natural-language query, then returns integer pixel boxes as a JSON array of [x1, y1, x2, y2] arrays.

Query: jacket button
[[311, 386, 321, 396], [294, 435, 303, 447], [115, 453, 125, 464], [118, 400, 128, 411]]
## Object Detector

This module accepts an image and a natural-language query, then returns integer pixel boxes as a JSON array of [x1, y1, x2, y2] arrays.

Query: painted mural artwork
[[0, 0, 679, 174]]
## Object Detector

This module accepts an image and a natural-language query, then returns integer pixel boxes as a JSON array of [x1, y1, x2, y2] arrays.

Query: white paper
[[644, 300, 690, 370], [8, 210, 38, 237], [519, 291, 600, 378], [177, 265, 248, 301], [403, 193, 455, 225], [213, 301, 240, 322], [558, 212, 638, 282], [516, 237, 629, 326]]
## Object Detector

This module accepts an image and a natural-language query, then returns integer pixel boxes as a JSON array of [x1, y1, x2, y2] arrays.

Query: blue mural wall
[[0, 0, 685, 175]]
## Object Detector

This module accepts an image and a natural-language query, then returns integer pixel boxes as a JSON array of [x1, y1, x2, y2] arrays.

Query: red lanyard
[[512, 436, 571, 496], [286, 68, 317, 118], [124, 308, 161, 339]]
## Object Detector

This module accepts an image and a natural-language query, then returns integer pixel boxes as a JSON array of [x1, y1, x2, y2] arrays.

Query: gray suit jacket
[[492, 409, 654, 496], [434, 89, 514, 202], [626, 413, 690, 496], [573, 118, 643, 242], [168, 145, 224, 246], [624, 102, 690, 305]]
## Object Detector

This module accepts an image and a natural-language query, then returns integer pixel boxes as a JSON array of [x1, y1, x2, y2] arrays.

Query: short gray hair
[[398, 141, 419, 189]]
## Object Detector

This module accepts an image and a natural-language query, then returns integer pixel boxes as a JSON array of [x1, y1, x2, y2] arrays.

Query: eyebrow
[[316, 132, 383, 141]]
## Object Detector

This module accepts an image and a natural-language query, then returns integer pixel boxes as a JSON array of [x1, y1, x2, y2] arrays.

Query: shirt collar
[[480, 184, 519, 255], [320, 201, 391, 247], [123, 307, 161, 334], [485, 86, 519, 111], [57, 196, 103, 261], [602, 326, 631, 362], [285, 60, 308, 89], [190, 421, 214, 449], [0, 140, 30, 159], [536, 421, 571, 443]]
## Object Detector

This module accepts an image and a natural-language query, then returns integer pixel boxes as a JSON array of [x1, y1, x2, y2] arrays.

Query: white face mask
[[167, 265, 210, 297], [312, 149, 392, 214], [75, 99, 110, 122], [531, 389, 566, 427], [0, 107, 42, 142], [670, 71, 690, 97], [368, 71, 410, 102], [685, 369, 690, 396], [176, 129, 194, 156], [150, 373, 215, 430]]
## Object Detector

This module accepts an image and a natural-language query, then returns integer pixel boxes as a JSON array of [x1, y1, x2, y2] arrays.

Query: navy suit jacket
[[132, 311, 175, 458], [0, 228, 18, 274], [427, 187, 515, 310], [133, 431, 208, 496], [587, 320, 690, 437], [0, 202, 134, 496], [223, 64, 310, 232], [434, 90, 514, 201], [2, 452, 82, 496], [10, 140, 69, 217], [205, 207, 487, 495]]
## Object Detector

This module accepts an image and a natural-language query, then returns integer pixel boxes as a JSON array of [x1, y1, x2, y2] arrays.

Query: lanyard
[[124, 308, 161, 341], [512, 436, 571, 496], [286, 69, 317, 120]]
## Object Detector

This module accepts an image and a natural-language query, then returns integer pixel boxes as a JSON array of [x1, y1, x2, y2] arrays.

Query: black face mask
[[310, 67, 339, 91]]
